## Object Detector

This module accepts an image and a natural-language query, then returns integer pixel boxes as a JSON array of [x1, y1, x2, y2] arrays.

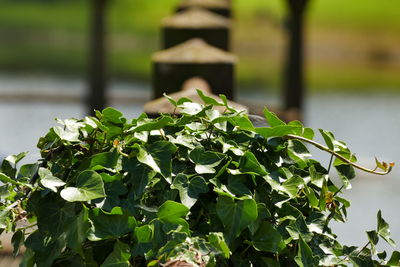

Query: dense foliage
[[0, 92, 398, 266]]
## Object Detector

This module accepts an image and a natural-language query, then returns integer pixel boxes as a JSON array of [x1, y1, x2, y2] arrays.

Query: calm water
[[0, 74, 399, 250]]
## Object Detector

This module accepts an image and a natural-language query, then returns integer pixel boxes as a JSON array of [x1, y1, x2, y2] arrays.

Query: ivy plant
[[0, 91, 398, 266]]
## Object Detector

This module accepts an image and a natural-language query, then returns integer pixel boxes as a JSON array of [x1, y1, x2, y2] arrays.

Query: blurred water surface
[[0, 74, 399, 252]]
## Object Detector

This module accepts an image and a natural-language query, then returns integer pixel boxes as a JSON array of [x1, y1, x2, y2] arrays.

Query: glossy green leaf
[[287, 140, 311, 169], [172, 174, 208, 208], [78, 151, 119, 171], [335, 164, 354, 189], [157, 201, 189, 225], [377, 210, 396, 247], [39, 167, 65, 192], [4, 152, 28, 165], [286, 215, 313, 242], [208, 232, 230, 258], [130, 116, 173, 133], [101, 240, 131, 267], [387, 251, 400, 266], [239, 151, 267, 176], [319, 129, 335, 150], [102, 107, 124, 124], [216, 196, 258, 243], [189, 147, 225, 174], [263, 107, 285, 127], [88, 207, 136, 241], [11, 229, 24, 257], [66, 207, 90, 256], [135, 225, 153, 243], [197, 89, 222, 106], [294, 236, 319, 267], [281, 175, 304, 198], [252, 221, 285, 253], [60, 170, 106, 202], [0, 172, 20, 186], [139, 141, 177, 178], [122, 157, 155, 200]]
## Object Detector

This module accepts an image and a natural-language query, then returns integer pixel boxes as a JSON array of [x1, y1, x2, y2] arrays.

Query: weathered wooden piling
[[152, 38, 237, 100], [87, 0, 109, 115], [177, 0, 232, 18], [162, 8, 231, 51]]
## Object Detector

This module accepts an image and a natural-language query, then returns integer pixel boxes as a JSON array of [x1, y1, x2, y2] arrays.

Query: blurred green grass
[[0, 0, 398, 91]]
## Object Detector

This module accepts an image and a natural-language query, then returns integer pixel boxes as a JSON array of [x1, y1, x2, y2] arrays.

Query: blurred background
[[0, 0, 399, 258]]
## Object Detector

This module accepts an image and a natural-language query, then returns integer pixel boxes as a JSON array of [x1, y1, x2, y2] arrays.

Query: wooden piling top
[[162, 8, 231, 29], [152, 38, 237, 63], [178, 0, 230, 9]]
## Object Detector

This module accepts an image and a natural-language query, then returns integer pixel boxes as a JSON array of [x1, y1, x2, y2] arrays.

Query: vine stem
[[285, 134, 393, 175]]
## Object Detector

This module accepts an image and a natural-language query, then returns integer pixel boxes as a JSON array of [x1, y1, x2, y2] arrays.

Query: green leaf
[[302, 128, 314, 140], [88, 207, 136, 241], [38, 167, 65, 192], [189, 147, 225, 174], [319, 129, 335, 150], [335, 164, 354, 189], [252, 221, 285, 253], [78, 151, 119, 171], [60, 170, 106, 202], [66, 207, 90, 256], [229, 116, 255, 131], [281, 175, 304, 198], [287, 140, 311, 169], [53, 125, 80, 142], [139, 141, 177, 179], [239, 151, 267, 176], [172, 174, 209, 209], [25, 231, 66, 266], [135, 225, 153, 243], [101, 240, 131, 267], [286, 215, 313, 242], [263, 107, 285, 127], [349, 247, 375, 267], [366, 230, 378, 254], [4, 152, 28, 165], [387, 251, 400, 266], [216, 196, 258, 243], [197, 89, 222, 106], [179, 102, 205, 115], [256, 125, 302, 139], [130, 116, 173, 133], [18, 163, 38, 179], [11, 229, 24, 257], [157, 200, 189, 225], [208, 232, 230, 258], [163, 93, 178, 107], [0, 172, 20, 186], [294, 236, 318, 267], [102, 107, 124, 124], [122, 157, 156, 200], [377, 210, 396, 247], [309, 165, 325, 188]]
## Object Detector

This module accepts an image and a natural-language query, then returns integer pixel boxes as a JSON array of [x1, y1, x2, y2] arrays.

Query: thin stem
[[285, 134, 393, 175], [327, 154, 334, 173], [332, 184, 345, 198], [357, 241, 371, 256]]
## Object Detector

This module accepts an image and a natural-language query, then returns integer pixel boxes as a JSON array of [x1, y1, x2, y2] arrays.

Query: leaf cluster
[[0, 92, 398, 266]]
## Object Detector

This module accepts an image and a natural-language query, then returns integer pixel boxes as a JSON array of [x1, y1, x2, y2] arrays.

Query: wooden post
[[152, 39, 237, 100], [87, 0, 108, 115], [283, 0, 309, 120], [162, 8, 231, 51], [177, 0, 232, 18]]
